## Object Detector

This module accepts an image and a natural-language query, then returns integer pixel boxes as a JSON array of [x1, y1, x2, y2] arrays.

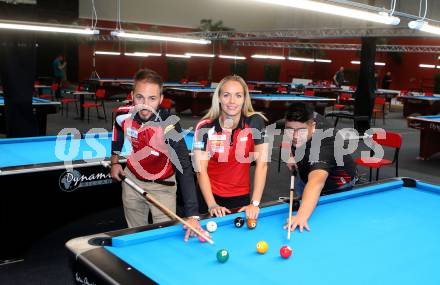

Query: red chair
[[160, 98, 173, 111], [304, 89, 315, 96], [111, 92, 133, 123], [180, 78, 189, 84], [199, 80, 209, 87], [400, 89, 409, 96], [126, 92, 133, 102], [334, 92, 352, 110], [277, 86, 288, 94], [424, 91, 433, 96], [82, 88, 107, 123], [355, 131, 402, 181], [60, 84, 81, 117], [372, 97, 386, 125], [40, 83, 58, 101]]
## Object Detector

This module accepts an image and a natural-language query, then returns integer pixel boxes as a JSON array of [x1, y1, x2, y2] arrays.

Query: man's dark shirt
[[291, 114, 357, 192]]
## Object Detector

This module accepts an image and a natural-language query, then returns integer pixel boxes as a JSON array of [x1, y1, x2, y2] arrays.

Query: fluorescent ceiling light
[[94, 51, 120, 56], [125, 52, 162, 57], [419, 64, 436, 68], [253, 0, 400, 25], [351, 60, 385, 66], [219, 55, 246, 60], [185, 53, 215, 58], [408, 20, 440, 36], [166, 54, 190, 58], [288, 56, 314, 62], [315, 58, 332, 63], [111, 30, 211, 45], [251, 54, 285, 60], [0, 21, 99, 35]]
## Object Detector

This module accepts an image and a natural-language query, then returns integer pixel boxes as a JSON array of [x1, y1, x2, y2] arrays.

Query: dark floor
[[1, 98, 439, 284]]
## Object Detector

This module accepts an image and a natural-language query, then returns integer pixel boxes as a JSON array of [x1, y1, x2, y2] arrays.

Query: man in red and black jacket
[[111, 69, 201, 241]]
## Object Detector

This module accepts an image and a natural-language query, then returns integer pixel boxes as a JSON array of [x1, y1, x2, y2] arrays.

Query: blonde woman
[[193, 75, 268, 219]]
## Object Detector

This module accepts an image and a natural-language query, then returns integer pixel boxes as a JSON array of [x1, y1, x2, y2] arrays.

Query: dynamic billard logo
[[59, 169, 113, 192]]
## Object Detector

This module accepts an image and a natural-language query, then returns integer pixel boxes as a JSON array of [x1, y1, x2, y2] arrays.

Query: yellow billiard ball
[[256, 241, 268, 254]]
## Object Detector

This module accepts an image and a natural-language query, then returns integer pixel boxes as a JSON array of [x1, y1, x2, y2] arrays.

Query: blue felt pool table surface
[[400, 95, 440, 101], [413, 115, 440, 121], [0, 96, 53, 105], [103, 179, 440, 285], [0, 132, 194, 168]]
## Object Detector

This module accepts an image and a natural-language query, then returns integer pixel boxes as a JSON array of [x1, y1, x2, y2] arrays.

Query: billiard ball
[[280, 245, 292, 259], [234, 217, 244, 228], [247, 218, 257, 229], [206, 221, 217, 233], [198, 229, 210, 243], [216, 249, 229, 263], [256, 241, 268, 254]]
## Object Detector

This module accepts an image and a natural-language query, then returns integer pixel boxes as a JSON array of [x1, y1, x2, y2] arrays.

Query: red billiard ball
[[280, 245, 292, 259], [246, 218, 257, 229]]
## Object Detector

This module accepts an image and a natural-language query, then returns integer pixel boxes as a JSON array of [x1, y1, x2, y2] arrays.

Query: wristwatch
[[189, 215, 200, 221], [251, 200, 260, 207]]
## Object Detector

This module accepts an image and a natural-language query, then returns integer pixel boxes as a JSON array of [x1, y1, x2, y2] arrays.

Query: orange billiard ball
[[247, 218, 257, 229]]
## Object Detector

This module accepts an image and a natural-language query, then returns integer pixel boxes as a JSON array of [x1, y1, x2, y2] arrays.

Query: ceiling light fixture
[[185, 53, 215, 58], [251, 54, 285, 60], [111, 30, 211, 45], [288, 56, 314, 62], [408, 20, 440, 36], [219, 55, 247, 60], [94, 51, 120, 55], [419, 64, 436, 68], [166, 54, 191, 58], [253, 0, 400, 25], [0, 20, 99, 35]]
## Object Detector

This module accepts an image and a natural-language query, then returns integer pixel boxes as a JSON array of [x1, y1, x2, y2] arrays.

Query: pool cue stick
[[287, 168, 297, 240], [101, 161, 214, 245]]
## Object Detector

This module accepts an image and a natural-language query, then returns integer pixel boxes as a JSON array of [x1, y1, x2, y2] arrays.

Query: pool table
[[0, 95, 59, 135], [66, 178, 440, 285], [247, 81, 292, 93], [0, 131, 194, 261], [407, 115, 440, 159], [250, 94, 336, 123], [82, 78, 134, 99], [122, 81, 203, 89], [165, 87, 261, 116], [397, 95, 440, 117]]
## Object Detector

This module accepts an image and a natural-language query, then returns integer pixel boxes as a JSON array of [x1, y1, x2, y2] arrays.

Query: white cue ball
[[206, 221, 218, 233]]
